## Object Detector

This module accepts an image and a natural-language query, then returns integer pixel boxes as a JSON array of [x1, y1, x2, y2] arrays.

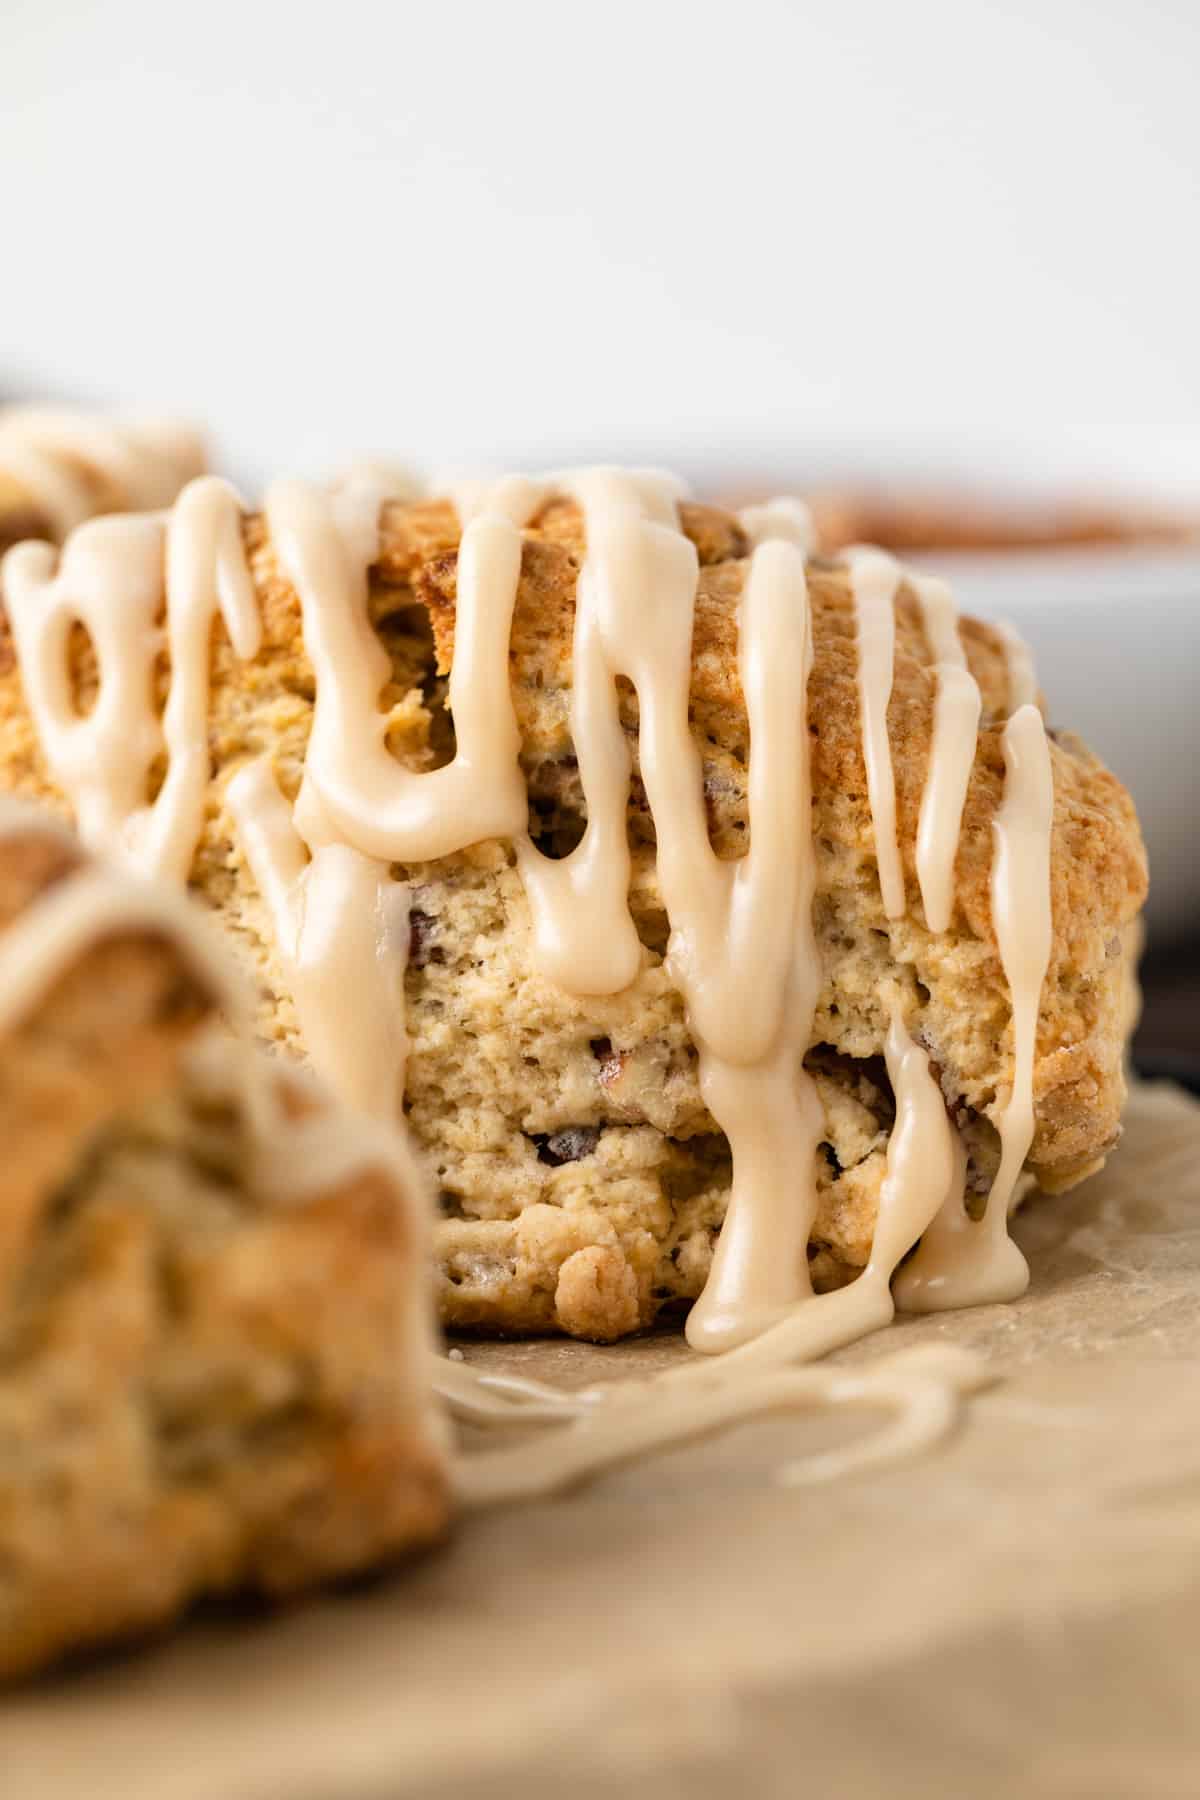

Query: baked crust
[[0, 824, 447, 1681], [0, 491, 1149, 1342]]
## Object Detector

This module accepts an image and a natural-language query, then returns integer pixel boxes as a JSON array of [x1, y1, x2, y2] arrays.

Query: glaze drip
[[3, 478, 259, 880], [228, 760, 410, 1122], [895, 702, 1053, 1311], [910, 573, 982, 934], [845, 546, 906, 919], [0, 464, 1057, 1372]]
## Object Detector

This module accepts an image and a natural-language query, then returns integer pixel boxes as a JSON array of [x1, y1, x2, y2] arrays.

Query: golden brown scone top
[[316, 490, 1146, 961]]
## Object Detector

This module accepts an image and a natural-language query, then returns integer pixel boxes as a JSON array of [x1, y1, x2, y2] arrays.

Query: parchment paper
[[7, 1081, 1200, 1800]]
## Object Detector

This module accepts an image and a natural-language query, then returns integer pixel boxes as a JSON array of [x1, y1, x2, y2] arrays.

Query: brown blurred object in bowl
[[798, 484, 1200, 556]]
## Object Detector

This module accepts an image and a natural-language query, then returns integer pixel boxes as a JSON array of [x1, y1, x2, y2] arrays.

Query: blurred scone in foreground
[[0, 801, 447, 1682], [0, 406, 205, 554]]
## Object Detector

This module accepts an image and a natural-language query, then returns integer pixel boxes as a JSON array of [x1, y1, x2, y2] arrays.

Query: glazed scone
[[0, 406, 205, 554], [0, 807, 447, 1682], [0, 477, 1148, 1343]]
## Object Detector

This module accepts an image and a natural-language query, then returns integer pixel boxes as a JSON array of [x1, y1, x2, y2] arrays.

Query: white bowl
[[918, 545, 1200, 944]]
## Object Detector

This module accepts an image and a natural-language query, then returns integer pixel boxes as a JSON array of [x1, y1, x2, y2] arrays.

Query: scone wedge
[[0, 469, 1149, 1345], [0, 804, 447, 1682]]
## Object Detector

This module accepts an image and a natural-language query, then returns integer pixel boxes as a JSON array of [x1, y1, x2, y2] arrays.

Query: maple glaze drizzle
[[0, 468, 1054, 1371]]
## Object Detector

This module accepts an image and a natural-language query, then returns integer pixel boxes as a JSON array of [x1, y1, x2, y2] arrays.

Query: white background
[[4, 0, 1199, 492], [5, 0, 1200, 935]]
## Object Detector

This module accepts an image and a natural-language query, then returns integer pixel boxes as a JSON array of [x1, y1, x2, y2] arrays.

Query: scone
[[0, 468, 1148, 1347], [0, 406, 205, 554], [0, 802, 447, 1682]]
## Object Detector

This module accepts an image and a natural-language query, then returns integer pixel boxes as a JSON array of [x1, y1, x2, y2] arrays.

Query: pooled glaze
[[445, 1341, 989, 1507]]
